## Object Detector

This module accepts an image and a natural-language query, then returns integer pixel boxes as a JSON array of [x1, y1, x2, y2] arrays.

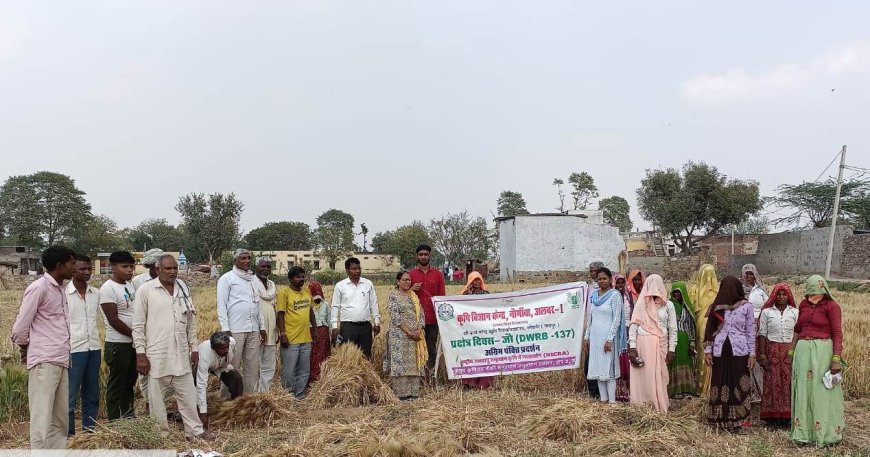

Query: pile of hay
[[68, 416, 167, 450], [419, 400, 497, 454], [211, 389, 298, 428], [523, 398, 606, 442], [306, 344, 399, 408]]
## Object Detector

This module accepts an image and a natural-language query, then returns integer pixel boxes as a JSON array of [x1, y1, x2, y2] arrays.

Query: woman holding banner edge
[[460, 271, 495, 389], [584, 267, 624, 404]]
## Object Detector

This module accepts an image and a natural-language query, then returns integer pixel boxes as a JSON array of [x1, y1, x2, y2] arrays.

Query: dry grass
[[3, 279, 870, 456]]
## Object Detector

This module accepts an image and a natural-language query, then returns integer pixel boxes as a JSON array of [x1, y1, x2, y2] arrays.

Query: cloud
[[681, 41, 870, 104]]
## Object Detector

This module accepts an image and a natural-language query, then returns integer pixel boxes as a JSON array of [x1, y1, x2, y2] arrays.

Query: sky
[[2, 1, 869, 242]]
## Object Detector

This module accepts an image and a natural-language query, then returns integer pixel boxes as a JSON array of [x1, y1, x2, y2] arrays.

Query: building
[[0, 246, 42, 275], [497, 213, 626, 282], [248, 250, 400, 275]]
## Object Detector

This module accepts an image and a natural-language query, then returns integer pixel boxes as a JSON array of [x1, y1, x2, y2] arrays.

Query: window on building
[[288, 260, 295, 269], [313, 260, 321, 270]]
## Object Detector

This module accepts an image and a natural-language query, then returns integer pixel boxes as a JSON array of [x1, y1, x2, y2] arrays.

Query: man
[[583, 260, 605, 398], [132, 254, 204, 438], [195, 332, 243, 430], [67, 255, 101, 436], [409, 244, 446, 373], [11, 245, 76, 449], [132, 248, 164, 289], [217, 249, 267, 394], [277, 266, 317, 398], [99, 250, 139, 420], [131, 247, 164, 411], [255, 257, 278, 392], [331, 258, 380, 359]]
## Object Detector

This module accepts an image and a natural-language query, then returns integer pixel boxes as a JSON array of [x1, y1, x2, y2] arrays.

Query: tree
[[772, 179, 868, 228], [175, 193, 244, 264], [68, 214, 131, 256], [598, 196, 632, 233], [428, 211, 493, 268], [243, 221, 312, 251], [568, 172, 599, 210], [732, 217, 770, 235], [636, 162, 762, 255], [496, 191, 530, 217], [359, 223, 369, 252], [553, 178, 567, 213], [314, 209, 355, 270], [0, 171, 91, 248], [844, 191, 870, 230], [126, 218, 185, 251], [371, 221, 437, 268]]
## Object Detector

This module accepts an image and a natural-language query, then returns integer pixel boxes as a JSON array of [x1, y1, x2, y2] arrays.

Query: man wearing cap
[[132, 248, 164, 289], [254, 257, 278, 392], [217, 249, 267, 394]]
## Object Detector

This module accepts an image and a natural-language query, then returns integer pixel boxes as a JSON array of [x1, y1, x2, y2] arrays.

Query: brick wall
[[842, 234, 870, 280]]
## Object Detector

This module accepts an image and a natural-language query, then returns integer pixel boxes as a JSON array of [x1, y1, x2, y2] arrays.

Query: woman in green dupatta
[[790, 275, 845, 446], [668, 281, 699, 398]]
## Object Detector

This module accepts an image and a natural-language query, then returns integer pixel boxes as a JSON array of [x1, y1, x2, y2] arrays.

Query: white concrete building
[[498, 213, 626, 281]]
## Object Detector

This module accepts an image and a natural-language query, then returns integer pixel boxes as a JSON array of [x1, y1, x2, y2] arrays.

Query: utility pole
[[825, 145, 847, 280]]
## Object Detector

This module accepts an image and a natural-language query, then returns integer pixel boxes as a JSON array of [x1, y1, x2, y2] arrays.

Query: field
[[2, 279, 870, 456]]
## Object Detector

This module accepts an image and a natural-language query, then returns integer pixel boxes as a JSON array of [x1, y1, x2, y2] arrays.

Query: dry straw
[[306, 344, 399, 408], [211, 389, 298, 428], [68, 416, 168, 450]]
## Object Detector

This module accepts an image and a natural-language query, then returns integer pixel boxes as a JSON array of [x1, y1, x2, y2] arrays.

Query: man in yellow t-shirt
[[276, 266, 318, 398]]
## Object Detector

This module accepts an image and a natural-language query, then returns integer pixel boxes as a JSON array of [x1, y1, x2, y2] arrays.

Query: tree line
[[1, 165, 866, 265]]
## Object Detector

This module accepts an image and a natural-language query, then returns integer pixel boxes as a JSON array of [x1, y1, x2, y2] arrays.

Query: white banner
[[433, 282, 588, 380]]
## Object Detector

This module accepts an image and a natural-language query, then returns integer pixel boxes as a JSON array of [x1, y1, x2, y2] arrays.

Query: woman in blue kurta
[[584, 267, 624, 403]]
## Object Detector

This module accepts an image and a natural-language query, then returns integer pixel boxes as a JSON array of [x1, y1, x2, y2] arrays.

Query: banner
[[433, 282, 588, 380]]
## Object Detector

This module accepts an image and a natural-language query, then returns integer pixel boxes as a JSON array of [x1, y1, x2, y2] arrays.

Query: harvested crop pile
[[306, 344, 399, 408], [211, 388, 298, 428], [68, 416, 167, 450]]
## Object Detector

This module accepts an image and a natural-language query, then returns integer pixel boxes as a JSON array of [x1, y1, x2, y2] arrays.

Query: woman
[[614, 275, 632, 402], [703, 276, 755, 433], [584, 268, 624, 403], [743, 263, 769, 403], [669, 282, 698, 398], [625, 269, 645, 314], [628, 274, 677, 413], [460, 271, 495, 389], [307, 281, 331, 387], [790, 275, 845, 446], [383, 272, 427, 400], [690, 264, 719, 396], [757, 283, 798, 426]]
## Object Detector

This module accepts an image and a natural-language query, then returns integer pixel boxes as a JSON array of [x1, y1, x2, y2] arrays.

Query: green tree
[[428, 211, 492, 267], [126, 218, 185, 251], [732, 217, 770, 235], [243, 221, 312, 251], [636, 162, 762, 255], [314, 209, 356, 270], [496, 190, 530, 217], [772, 179, 868, 228], [844, 191, 870, 230], [598, 196, 633, 233], [568, 172, 598, 210], [359, 223, 369, 252], [0, 171, 91, 248], [552, 178, 567, 213], [175, 193, 244, 264], [371, 221, 437, 268], [68, 214, 131, 256]]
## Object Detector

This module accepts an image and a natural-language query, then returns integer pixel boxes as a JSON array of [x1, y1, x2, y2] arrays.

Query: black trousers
[[584, 353, 600, 397], [193, 369, 243, 404], [104, 342, 138, 420], [424, 324, 439, 370], [340, 321, 373, 359]]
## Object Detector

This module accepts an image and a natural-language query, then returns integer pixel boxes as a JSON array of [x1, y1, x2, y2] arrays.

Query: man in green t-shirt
[[276, 266, 317, 398]]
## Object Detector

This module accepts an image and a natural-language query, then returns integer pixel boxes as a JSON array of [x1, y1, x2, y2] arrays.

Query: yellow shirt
[[277, 286, 313, 344]]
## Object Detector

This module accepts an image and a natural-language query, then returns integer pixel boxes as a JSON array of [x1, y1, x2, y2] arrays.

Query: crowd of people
[[582, 261, 845, 446], [10, 244, 846, 450]]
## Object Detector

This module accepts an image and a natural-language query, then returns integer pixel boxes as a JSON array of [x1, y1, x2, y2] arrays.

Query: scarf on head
[[689, 264, 718, 319], [408, 292, 428, 370], [308, 281, 325, 310], [626, 269, 645, 304], [741, 263, 766, 295], [142, 248, 164, 266], [763, 283, 797, 310], [671, 281, 696, 340], [461, 271, 486, 295], [702, 276, 747, 344], [805, 275, 833, 298], [630, 274, 668, 337]]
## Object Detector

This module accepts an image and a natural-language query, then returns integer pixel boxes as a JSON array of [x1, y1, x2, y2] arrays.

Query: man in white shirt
[[217, 249, 267, 394], [254, 257, 278, 392], [132, 248, 164, 289], [195, 332, 243, 429], [99, 250, 139, 420], [330, 257, 380, 359], [133, 254, 203, 438], [67, 255, 101, 437]]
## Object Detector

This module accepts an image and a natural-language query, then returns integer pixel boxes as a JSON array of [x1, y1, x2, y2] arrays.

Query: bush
[[0, 364, 29, 422], [311, 269, 346, 286]]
